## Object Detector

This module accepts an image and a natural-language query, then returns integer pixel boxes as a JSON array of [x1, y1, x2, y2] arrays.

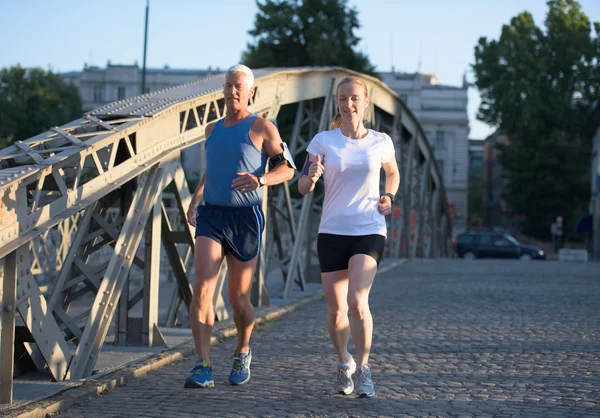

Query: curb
[[8, 291, 324, 418], [377, 258, 408, 275]]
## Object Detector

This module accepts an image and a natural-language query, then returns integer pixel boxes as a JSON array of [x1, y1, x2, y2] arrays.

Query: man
[[184, 65, 295, 388]]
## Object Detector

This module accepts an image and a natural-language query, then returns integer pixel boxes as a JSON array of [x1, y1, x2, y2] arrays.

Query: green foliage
[[0, 65, 82, 146], [468, 171, 483, 226], [242, 0, 376, 75], [472, 0, 599, 238]]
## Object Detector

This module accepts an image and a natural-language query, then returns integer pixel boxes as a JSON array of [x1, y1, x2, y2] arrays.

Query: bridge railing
[[0, 67, 451, 404]]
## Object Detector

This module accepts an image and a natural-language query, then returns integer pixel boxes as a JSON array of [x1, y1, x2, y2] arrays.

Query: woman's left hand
[[378, 195, 392, 216]]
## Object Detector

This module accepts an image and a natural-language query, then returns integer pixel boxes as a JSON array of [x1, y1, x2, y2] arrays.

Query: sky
[[2, 0, 599, 140]]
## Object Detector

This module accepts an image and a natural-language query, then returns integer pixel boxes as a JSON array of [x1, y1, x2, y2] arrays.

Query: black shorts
[[195, 203, 265, 262], [317, 233, 385, 273]]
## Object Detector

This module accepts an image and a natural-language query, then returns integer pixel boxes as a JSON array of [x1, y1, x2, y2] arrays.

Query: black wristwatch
[[384, 193, 396, 204]]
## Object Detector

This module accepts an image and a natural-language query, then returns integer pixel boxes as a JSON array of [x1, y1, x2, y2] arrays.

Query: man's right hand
[[187, 204, 197, 227], [308, 154, 324, 183]]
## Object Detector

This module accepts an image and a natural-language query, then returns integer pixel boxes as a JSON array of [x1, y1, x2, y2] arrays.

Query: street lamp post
[[141, 0, 149, 95]]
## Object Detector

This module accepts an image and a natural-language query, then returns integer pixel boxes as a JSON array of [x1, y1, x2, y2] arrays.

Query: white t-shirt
[[306, 128, 396, 237]]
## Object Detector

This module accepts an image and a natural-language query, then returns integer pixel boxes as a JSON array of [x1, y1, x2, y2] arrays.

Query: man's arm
[[189, 174, 206, 208], [186, 122, 216, 226], [259, 119, 295, 185], [232, 118, 294, 193]]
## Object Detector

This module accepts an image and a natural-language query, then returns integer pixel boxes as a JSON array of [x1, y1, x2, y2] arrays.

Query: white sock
[[338, 353, 351, 367]]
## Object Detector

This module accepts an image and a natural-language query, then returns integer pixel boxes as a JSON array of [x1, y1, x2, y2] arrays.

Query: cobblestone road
[[58, 260, 600, 417]]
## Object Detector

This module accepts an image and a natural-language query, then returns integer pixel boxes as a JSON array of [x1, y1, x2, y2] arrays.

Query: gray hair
[[225, 64, 254, 88]]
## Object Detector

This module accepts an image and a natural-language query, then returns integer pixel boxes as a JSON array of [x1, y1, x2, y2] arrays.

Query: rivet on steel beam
[[5, 304, 13, 312]]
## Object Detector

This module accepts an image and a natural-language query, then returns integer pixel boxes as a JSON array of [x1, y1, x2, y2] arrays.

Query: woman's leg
[[347, 254, 378, 366], [321, 270, 351, 363]]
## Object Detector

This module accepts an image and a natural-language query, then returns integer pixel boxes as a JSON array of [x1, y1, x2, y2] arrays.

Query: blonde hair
[[225, 64, 254, 88], [331, 76, 369, 129]]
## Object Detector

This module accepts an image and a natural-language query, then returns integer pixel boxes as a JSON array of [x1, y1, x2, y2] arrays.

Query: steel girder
[[0, 67, 451, 402]]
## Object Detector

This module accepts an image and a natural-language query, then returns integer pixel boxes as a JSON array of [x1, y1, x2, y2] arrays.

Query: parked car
[[455, 231, 546, 260]]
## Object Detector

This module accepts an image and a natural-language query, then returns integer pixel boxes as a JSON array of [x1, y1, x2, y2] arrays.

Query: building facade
[[61, 62, 221, 181], [468, 139, 485, 227], [469, 140, 484, 173], [380, 72, 470, 235], [61, 62, 220, 111]]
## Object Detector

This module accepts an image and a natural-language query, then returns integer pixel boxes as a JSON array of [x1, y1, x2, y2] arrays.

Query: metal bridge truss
[[0, 67, 451, 403]]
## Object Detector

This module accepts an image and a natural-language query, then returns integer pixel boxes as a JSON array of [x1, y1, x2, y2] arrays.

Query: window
[[435, 159, 444, 176], [493, 237, 512, 247], [93, 85, 103, 103], [117, 86, 126, 100], [435, 131, 446, 149], [457, 235, 474, 245], [503, 235, 520, 246], [478, 235, 492, 245]]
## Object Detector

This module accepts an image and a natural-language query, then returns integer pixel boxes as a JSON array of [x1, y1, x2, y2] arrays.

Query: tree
[[242, 0, 375, 75], [472, 0, 600, 239], [468, 170, 483, 227], [0, 65, 82, 146]]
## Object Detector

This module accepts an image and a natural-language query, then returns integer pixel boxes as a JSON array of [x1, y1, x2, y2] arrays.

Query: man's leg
[[225, 253, 258, 385], [190, 236, 224, 365], [225, 253, 258, 353], [321, 270, 350, 363]]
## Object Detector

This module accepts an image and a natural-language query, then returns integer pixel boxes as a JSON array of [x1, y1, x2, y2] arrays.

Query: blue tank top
[[204, 114, 268, 207]]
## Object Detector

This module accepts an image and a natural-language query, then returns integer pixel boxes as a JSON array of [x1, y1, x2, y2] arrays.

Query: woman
[[298, 76, 400, 398]]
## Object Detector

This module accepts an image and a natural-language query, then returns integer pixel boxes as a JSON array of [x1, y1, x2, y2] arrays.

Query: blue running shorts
[[195, 203, 265, 262]]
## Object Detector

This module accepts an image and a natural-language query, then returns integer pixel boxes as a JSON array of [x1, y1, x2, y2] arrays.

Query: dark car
[[455, 232, 546, 260]]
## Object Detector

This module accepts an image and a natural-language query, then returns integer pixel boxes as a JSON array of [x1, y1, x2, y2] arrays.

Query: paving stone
[[51, 260, 599, 418]]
